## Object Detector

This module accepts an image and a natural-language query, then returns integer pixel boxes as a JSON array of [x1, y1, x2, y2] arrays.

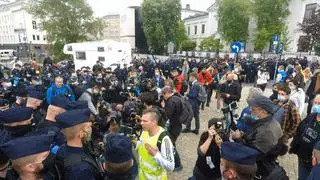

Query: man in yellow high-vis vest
[[136, 108, 175, 180]]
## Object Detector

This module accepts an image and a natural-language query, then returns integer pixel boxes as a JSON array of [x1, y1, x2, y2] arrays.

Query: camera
[[221, 101, 238, 114]]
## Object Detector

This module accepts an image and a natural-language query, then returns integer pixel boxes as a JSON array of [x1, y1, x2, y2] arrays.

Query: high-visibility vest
[[137, 128, 168, 180]]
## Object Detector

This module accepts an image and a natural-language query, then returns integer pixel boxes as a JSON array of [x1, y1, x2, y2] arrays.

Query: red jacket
[[198, 72, 213, 85], [174, 74, 185, 93]]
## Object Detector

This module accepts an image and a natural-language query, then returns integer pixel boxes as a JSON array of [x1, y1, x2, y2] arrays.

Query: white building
[[0, 0, 48, 58], [286, 0, 320, 53], [183, 2, 219, 49], [102, 14, 120, 42]]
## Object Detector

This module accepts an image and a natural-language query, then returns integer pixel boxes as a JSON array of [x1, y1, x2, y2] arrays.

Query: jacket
[[280, 100, 301, 141], [164, 93, 183, 137], [174, 74, 185, 93], [46, 84, 75, 104], [246, 116, 283, 154], [198, 72, 213, 85], [187, 80, 200, 105], [78, 89, 98, 115], [220, 81, 241, 105]]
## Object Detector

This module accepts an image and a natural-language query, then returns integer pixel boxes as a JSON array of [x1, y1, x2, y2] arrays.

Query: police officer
[[0, 134, 56, 180], [0, 107, 34, 138], [26, 87, 45, 125], [27, 96, 72, 146], [55, 108, 102, 180]]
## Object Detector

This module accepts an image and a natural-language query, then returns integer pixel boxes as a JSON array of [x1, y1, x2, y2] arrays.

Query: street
[[169, 84, 299, 180]]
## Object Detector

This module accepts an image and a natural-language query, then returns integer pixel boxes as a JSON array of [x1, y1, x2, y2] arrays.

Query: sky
[[87, 0, 214, 17]]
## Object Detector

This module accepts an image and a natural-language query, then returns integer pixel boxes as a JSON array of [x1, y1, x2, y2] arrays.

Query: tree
[[29, 0, 104, 60], [199, 36, 223, 52], [253, 0, 290, 51], [141, 0, 181, 54], [217, 0, 251, 43], [298, 9, 320, 54], [180, 39, 197, 51]]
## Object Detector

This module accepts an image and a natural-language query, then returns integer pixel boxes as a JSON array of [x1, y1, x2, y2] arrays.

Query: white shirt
[[257, 71, 270, 85]]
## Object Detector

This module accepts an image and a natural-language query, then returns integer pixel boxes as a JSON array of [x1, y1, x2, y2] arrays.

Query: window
[[98, 57, 105, 61], [76, 52, 86, 60], [33, 35, 36, 40], [188, 26, 190, 35], [194, 25, 197, 35], [201, 24, 205, 34], [43, 35, 46, 41], [32, 20, 37, 29], [37, 35, 40, 40], [97, 47, 104, 52], [304, 3, 318, 23], [67, 46, 72, 51]]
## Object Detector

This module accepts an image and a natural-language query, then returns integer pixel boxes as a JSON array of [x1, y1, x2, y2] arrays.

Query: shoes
[[192, 130, 199, 135], [206, 103, 210, 107], [201, 106, 205, 110], [174, 165, 183, 172], [182, 128, 191, 133]]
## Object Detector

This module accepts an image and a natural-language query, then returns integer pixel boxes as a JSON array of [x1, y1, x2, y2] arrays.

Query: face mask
[[42, 153, 56, 171], [312, 105, 320, 114], [227, 80, 232, 83], [250, 114, 259, 121], [278, 95, 286, 102]]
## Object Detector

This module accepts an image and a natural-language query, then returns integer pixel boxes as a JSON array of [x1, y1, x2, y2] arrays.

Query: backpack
[[181, 80, 188, 93], [198, 85, 207, 103], [177, 96, 194, 125]]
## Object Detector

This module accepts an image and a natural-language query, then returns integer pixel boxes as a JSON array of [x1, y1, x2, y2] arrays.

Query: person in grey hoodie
[[78, 86, 100, 116]]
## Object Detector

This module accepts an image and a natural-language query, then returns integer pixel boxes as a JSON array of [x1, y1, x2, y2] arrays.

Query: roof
[[183, 12, 209, 21], [181, 8, 207, 14]]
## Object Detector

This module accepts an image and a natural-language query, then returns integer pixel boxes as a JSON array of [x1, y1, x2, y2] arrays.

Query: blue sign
[[231, 42, 242, 54], [273, 35, 279, 42]]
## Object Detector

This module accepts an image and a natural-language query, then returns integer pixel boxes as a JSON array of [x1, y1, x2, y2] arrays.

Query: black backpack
[[177, 96, 194, 125]]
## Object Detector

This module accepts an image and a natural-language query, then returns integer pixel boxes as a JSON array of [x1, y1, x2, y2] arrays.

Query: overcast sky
[[87, 0, 214, 17]]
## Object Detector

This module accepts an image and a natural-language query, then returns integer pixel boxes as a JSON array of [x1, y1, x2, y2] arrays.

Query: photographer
[[189, 118, 226, 180]]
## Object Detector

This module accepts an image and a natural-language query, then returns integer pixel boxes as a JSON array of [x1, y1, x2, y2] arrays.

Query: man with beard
[[55, 108, 102, 180], [0, 106, 34, 138], [0, 134, 56, 180]]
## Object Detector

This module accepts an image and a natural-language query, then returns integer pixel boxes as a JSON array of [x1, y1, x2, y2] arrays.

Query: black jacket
[[164, 93, 183, 137], [220, 81, 241, 104]]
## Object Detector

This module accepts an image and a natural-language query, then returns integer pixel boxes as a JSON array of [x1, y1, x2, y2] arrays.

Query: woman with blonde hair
[[303, 67, 313, 83]]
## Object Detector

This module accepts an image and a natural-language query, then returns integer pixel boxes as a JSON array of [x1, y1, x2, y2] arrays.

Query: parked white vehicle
[[63, 40, 132, 70], [0, 49, 17, 61]]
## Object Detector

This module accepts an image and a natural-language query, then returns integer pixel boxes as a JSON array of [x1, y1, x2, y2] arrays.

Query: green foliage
[[181, 39, 197, 51], [253, 0, 290, 51], [28, 0, 104, 61], [200, 36, 223, 51], [217, 0, 251, 43], [298, 9, 320, 54], [314, 42, 320, 56], [141, 0, 181, 54]]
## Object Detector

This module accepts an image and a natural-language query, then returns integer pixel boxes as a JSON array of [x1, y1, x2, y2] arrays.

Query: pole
[[273, 53, 282, 83]]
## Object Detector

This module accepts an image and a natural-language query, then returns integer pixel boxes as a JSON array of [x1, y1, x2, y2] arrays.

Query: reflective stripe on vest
[[137, 128, 168, 180]]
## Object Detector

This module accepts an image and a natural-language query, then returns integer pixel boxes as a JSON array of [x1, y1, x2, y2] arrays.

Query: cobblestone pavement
[[168, 84, 299, 180]]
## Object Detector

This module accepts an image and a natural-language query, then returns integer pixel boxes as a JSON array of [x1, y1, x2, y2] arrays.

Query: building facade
[[0, 0, 48, 59], [102, 14, 120, 42]]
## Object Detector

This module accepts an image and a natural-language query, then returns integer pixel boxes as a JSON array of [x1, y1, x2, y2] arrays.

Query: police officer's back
[[55, 108, 102, 180]]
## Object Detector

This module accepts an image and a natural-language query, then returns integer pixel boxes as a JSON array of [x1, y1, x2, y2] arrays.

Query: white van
[[0, 49, 17, 61], [63, 40, 132, 70]]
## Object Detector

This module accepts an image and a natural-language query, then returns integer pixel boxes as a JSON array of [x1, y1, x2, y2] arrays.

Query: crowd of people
[[0, 55, 319, 180]]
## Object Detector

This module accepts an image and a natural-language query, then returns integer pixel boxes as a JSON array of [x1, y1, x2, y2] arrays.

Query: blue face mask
[[312, 105, 320, 114], [250, 114, 259, 121]]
